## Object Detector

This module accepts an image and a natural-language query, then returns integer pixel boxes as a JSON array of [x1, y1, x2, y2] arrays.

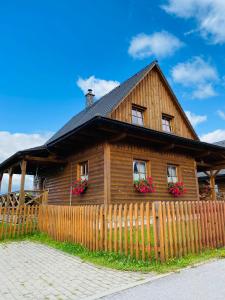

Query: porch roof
[[0, 116, 223, 175], [47, 116, 225, 172]]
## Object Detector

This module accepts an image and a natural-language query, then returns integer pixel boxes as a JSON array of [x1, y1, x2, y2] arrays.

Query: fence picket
[[0, 201, 224, 263]]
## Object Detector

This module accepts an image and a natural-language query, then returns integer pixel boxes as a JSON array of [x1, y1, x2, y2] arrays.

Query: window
[[79, 161, 88, 180], [133, 160, 147, 181], [162, 115, 173, 133], [132, 106, 145, 126], [167, 165, 178, 183]]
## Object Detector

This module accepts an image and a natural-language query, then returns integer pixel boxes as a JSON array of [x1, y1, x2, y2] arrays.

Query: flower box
[[134, 176, 155, 194], [168, 182, 186, 197], [71, 179, 88, 196]]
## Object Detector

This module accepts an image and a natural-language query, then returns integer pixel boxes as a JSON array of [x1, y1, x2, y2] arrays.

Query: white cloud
[[128, 31, 184, 59], [0, 131, 52, 194], [200, 129, 225, 143], [162, 0, 225, 44], [171, 57, 218, 99], [217, 110, 225, 120], [185, 111, 207, 127], [192, 83, 217, 99], [77, 76, 120, 99]]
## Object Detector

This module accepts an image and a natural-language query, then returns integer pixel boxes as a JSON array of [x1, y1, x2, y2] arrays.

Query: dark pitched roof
[[214, 140, 225, 147], [47, 62, 156, 144]]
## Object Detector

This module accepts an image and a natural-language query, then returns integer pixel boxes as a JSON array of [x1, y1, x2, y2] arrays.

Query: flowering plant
[[134, 176, 155, 193], [168, 182, 186, 197], [71, 178, 88, 195]]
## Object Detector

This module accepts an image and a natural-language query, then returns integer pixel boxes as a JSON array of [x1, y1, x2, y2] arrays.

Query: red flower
[[134, 176, 156, 194], [71, 178, 88, 196], [168, 182, 186, 197]]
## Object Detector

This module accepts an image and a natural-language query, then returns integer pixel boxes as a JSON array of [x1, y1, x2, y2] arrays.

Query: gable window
[[133, 160, 147, 181], [132, 106, 145, 126], [79, 161, 88, 180], [167, 165, 178, 183], [162, 114, 173, 133]]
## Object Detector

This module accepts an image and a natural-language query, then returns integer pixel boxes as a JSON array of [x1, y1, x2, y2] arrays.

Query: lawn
[[1, 232, 225, 274]]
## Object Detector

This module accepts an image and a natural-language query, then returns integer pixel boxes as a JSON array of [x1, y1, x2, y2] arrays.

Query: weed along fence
[[0, 205, 39, 240], [38, 201, 225, 262]]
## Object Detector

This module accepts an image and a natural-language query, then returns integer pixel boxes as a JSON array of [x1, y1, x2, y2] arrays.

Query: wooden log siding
[[38, 201, 225, 262], [45, 144, 104, 205], [110, 68, 196, 140], [110, 143, 198, 203]]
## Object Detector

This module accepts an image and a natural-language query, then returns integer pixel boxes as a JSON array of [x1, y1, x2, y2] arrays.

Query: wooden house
[[1, 61, 225, 206]]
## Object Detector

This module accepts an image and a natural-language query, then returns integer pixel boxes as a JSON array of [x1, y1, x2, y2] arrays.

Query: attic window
[[162, 114, 173, 133], [132, 105, 145, 126]]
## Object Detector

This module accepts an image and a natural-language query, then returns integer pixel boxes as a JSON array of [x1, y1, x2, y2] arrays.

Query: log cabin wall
[[45, 144, 104, 205], [110, 67, 196, 140], [110, 142, 198, 204]]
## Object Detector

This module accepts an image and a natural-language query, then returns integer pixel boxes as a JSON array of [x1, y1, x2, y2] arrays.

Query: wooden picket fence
[[0, 201, 224, 262], [38, 201, 225, 262], [0, 205, 39, 240]]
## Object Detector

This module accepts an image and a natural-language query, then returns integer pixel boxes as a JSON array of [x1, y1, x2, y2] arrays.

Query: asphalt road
[[103, 259, 225, 300]]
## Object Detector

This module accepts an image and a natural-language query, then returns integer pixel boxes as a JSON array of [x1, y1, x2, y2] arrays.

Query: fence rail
[[0, 201, 224, 262], [38, 201, 225, 262]]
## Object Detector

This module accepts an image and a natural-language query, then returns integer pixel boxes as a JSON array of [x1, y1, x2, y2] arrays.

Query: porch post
[[8, 168, 13, 193], [19, 160, 27, 205], [0, 173, 3, 193], [209, 170, 216, 201]]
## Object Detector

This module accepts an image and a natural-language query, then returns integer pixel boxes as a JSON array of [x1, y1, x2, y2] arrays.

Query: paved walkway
[[104, 259, 225, 300], [0, 241, 154, 300]]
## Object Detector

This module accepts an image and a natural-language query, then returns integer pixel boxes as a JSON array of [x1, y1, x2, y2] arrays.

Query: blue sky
[[1, 0, 225, 170]]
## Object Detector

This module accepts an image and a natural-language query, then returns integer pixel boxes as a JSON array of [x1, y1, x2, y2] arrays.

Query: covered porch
[[0, 146, 66, 207]]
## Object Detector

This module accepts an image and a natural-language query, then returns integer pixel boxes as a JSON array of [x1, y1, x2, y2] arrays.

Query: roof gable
[[47, 61, 198, 145]]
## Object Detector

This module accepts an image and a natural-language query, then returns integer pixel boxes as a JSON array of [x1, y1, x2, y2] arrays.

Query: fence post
[[153, 201, 165, 262]]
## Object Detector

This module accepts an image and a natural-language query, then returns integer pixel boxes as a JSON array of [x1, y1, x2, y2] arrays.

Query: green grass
[[1, 232, 224, 274]]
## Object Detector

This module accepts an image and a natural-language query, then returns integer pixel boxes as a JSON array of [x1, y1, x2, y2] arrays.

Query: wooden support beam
[[209, 170, 216, 201], [195, 151, 211, 159], [19, 160, 27, 205], [196, 161, 212, 168], [0, 173, 3, 193], [104, 143, 111, 205], [24, 155, 66, 164], [8, 168, 13, 193]]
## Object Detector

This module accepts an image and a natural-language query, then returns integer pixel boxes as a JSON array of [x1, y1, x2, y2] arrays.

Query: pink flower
[[134, 176, 156, 194], [71, 178, 88, 196]]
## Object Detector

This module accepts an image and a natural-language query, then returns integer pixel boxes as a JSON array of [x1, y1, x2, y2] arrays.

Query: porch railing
[[0, 190, 48, 207]]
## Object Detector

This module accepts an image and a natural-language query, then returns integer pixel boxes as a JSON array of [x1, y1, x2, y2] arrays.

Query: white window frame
[[132, 106, 144, 126], [167, 165, 178, 183], [133, 160, 147, 181], [79, 161, 89, 181], [162, 115, 173, 133]]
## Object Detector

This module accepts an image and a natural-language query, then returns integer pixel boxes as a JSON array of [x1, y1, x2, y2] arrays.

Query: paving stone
[[0, 241, 154, 299]]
